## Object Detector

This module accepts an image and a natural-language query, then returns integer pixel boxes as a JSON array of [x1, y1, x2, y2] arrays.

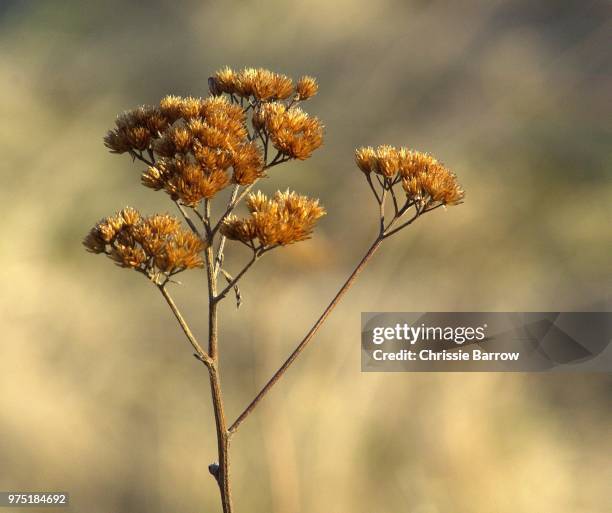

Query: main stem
[[205, 243, 233, 513]]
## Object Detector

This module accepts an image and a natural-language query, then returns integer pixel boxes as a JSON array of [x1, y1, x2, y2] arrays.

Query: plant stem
[[209, 362, 232, 513], [157, 284, 212, 368], [228, 235, 385, 434], [215, 185, 240, 277], [174, 200, 200, 236], [205, 232, 234, 512]]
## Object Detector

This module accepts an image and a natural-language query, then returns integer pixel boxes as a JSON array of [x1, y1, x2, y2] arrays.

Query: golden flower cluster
[[105, 95, 265, 205], [221, 191, 326, 248], [210, 67, 318, 102], [355, 146, 464, 206], [103, 106, 170, 154], [83, 208, 205, 276], [103, 69, 324, 208], [254, 103, 323, 160]]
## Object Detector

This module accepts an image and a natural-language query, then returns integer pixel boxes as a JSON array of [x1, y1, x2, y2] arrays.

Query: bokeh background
[[1, 1, 610, 512]]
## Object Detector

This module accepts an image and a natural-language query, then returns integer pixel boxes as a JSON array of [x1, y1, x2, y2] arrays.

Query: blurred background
[[1, 0, 610, 512]]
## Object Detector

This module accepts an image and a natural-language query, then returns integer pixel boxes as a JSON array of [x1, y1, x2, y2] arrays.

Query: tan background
[[1, 1, 610, 512]]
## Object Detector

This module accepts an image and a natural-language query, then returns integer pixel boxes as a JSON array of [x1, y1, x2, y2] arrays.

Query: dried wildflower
[[158, 95, 199, 122], [295, 76, 318, 100], [402, 164, 464, 206], [152, 126, 192, 157], [355, 146, 464, 207], [210, 66, 238, 95], [91, 67, 466, 513], [210, 67, 294, 101], [192, 144, 234, 173], [354, 145, 401, 177], [200, 96, 245, 123], [255, 103, 323, 160], [142, 160, 230, 206], [221, 190, 325, 248], [104, 106, 169, 154], [231, 143, 265, 185], [83, 208, 205, 276]]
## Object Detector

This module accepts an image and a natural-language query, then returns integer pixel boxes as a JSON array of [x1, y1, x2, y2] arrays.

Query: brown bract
[[220, 190, 326, 248], [355, 146, 464, 206], [83, 208, 206, 276]]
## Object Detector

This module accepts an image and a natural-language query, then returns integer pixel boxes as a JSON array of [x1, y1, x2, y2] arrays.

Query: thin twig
[[157, 284, 213, 368], [383, 203, 444, 238], [365, 174, 382, 204], [130, 150, 154, 167], [379, 188, 388, 234], [174, 201, 200, 235], [383, 211, 419, 238], [214, 253, 258, 302], [215, 185, 240, 277], [214, 246, 274, 302], [389, 186, 399, 215]]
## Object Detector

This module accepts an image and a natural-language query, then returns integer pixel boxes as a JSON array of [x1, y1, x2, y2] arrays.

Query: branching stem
[[228, 234, 384, 434]]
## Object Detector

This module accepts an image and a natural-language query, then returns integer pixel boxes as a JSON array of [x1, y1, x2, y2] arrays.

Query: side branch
[[157, 284, 213, 368], [215, 245, 276, 302], [174, 200, 200, 235], [215, 254, 258, 302], [214, 185, 241, 276], [228, 235, 384, 434]]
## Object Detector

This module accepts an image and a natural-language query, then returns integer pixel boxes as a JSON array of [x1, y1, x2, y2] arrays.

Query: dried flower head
[[354, 145, 401, 177], [255, 103, 323, 160], [210, 67, 294, 101], [159, 95, 205, 122], [231, 142, 265, 185], [104, 106, 170, 154], [142, 159, 230, 206], [124, 94, 264, 203], [355, 146, 464, 207], [221, 190, 326, 248], [295, 76, 318, 100], [83, 208, 206, 276]]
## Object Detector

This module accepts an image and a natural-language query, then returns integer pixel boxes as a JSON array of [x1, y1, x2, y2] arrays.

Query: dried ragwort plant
[[85, 66, 464, 512]]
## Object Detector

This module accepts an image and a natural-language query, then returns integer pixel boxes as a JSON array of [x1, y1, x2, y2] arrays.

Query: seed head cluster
[[105, 96, 263, 206], [355, 146, 464, 206], [89, 67, 464, 285], [221, 191, 326, 248], [254, 103, 323, 160], [83, 208, 205, 276], [210, 67, 318, 102], [103, 67, 324, 208]]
